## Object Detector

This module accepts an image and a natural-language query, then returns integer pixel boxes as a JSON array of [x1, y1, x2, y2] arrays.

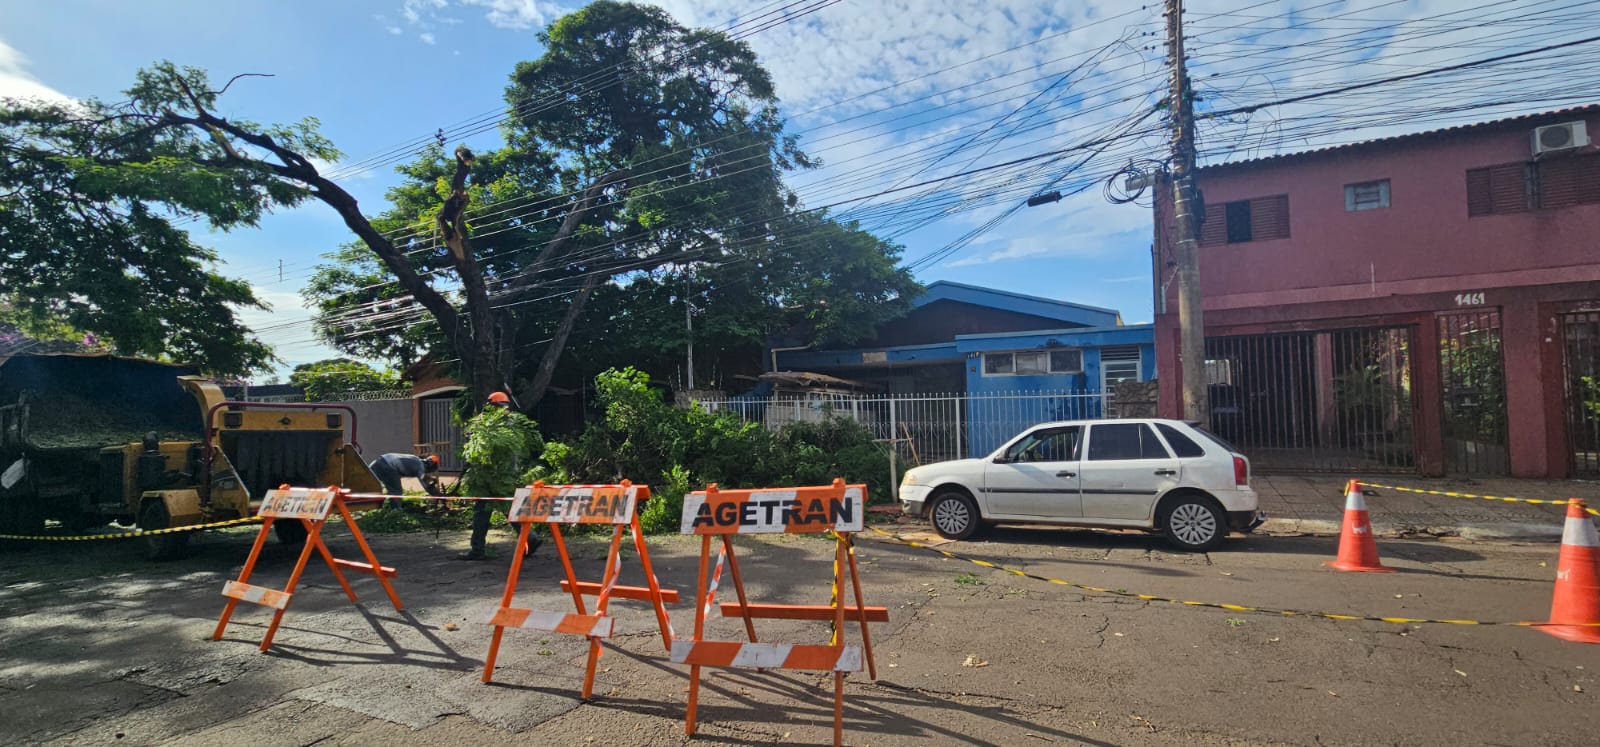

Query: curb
[[1258, 517, 1562, 542]]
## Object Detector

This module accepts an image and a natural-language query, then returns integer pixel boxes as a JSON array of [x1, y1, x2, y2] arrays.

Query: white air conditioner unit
[[1532, 121, 1590, 156]]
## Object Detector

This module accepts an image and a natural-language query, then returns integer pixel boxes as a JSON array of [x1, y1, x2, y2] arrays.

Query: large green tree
[[288, 358, 400, 401], [0, 75, 299, 373], [308, 1, 917, 401]]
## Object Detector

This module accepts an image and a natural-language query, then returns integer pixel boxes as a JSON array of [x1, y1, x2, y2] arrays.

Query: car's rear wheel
[[929, 490, 981, 541], [1158, 494, 1226, 552]]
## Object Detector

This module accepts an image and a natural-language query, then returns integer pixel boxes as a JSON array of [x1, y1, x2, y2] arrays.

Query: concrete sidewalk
[[1254, 473, 1598, 541]]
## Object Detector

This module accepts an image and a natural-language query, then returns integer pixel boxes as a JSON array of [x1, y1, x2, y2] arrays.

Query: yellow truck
[[0, 353, 381, 558]]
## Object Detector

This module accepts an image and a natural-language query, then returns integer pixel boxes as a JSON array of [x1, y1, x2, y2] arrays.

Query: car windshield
[[1191, 425, 1240, 454]]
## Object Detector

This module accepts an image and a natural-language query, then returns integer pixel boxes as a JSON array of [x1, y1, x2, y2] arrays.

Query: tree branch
[[159, 108, 461, 334], [509, 168, 628, 288], [521, 271, 604, 406], [212, 72, 274, 97]]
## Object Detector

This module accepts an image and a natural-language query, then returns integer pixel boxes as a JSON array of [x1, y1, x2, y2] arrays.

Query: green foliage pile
[[25, 393, 197, 449], [540, 368, 889, 533], [460, 405, 544, 497], [356, 504, 476, 535]]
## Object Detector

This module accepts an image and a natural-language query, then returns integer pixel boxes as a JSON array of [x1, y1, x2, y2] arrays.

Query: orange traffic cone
[[1326, 480, 1393, 573], [1542, 499, 1600, 643]]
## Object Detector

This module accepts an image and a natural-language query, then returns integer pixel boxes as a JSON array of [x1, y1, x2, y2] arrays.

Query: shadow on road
[[595, 646, 1114, 746]]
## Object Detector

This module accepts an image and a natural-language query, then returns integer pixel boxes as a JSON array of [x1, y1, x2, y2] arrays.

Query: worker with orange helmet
[[369, 452, 443, 508], [461, 390, 542, 560]]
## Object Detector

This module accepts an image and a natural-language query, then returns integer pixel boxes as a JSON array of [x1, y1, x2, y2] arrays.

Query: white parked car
[[898, 418, 1263, 551]]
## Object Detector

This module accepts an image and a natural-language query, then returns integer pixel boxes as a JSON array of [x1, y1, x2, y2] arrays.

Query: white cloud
[[0, 38, 72, 106], [455, 0, 563, 31], [384, 0, 463, 42], [402, 0, 447, 24], [375, 14, 404, 35]]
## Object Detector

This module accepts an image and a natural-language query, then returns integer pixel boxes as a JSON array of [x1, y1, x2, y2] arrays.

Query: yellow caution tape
[[862, 524, 1594, 628], [0, 515, 263, 542], [1356, 481, 1600, 518]]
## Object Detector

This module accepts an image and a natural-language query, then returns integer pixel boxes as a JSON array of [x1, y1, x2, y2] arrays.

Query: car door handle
[[1056, 471, 1076, 478], [1153, 469, 1177, 476]]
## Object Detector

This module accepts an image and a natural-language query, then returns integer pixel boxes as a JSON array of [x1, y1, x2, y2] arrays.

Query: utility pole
[[684, 273, 695, 392], [1165, 0, 1209, 423]]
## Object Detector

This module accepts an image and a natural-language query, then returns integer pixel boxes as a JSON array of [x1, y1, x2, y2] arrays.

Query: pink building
[[1153, 105, 1600, 478]]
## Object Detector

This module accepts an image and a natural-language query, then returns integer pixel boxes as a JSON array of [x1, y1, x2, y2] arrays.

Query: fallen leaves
[[961, 654, 989, 668], [442, 622, 459, 631]]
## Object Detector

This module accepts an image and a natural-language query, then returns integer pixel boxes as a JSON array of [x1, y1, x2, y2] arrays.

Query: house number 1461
[[1454, 292, 1486, 306]]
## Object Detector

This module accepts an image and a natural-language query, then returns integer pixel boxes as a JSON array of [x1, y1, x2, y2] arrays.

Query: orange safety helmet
[[425, 454, 440, 467], [487, 391, 511, 405]]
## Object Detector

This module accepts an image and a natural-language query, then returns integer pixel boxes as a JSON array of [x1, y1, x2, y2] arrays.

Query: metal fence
[[691, 390, 1115, 466], [243, 389, 412, 403], [1561, 310, 1600, 477], [1205, 326, 1416, 473]]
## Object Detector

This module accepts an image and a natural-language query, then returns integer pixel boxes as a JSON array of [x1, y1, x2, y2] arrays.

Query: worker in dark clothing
[[369, 453, 441, 508]]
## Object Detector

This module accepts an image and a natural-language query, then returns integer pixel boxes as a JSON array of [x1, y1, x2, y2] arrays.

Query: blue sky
[[3, 0, 1592, 376]]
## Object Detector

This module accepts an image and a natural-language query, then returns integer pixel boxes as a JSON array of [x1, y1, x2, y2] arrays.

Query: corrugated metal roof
[[1200, 103, 1600, 172]]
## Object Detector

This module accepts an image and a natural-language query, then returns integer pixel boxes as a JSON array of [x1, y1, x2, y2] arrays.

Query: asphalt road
[[2, 521, 1596, 746]]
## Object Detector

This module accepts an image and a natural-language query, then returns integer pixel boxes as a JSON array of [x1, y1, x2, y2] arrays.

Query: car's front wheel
[[1158, 494, 1226, 552], [929, 490, 982, 540]]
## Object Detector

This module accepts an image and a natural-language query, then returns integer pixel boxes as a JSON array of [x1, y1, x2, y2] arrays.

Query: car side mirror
[[992, 455, 1010, 464]]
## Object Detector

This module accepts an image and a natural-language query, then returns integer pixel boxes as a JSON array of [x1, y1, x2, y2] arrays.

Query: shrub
[[639, 464, 692, 534], [543, 368, 891, 532]]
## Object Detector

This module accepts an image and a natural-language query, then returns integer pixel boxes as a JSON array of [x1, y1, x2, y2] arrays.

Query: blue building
[[773, 281, 1155, 456]]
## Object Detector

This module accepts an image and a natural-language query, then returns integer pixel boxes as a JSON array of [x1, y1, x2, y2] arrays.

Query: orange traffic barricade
[[213, 486, 402, 651], [673, 478, 882, 747], [482, 480, 677, 697]]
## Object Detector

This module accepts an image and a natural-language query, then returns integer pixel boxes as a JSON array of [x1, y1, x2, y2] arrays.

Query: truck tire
[[0, 498, 45, 537], [139, 501, 189, 561], [274, 519, 308, 547]]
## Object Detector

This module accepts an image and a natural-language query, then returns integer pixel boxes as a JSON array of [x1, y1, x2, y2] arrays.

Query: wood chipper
[[0, 352, 382, 558]]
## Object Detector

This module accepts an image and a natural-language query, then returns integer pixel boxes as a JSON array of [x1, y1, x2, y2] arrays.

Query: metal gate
[[420, 397, 464, 472], [1560, 310, 1600, 477], [1205, 326, 1416, 472], [1438, 310, 1509, 475]]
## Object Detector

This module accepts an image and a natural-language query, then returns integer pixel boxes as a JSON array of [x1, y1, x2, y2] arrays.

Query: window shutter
[[1250, 195, 1290, 240], [1198, 203, 1226, 246], [1467, 162, 1534, 216], [1539, 153, 1600, 210], [1466, 168, 1494, 216]]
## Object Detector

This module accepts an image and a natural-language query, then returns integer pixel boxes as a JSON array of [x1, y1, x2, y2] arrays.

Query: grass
[[954, 573, 985, 586]]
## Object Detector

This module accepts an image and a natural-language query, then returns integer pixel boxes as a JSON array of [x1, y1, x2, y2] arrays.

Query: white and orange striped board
[[222, 581, 291, 610], [485, 607, 616, 638], [508, 483, 640, 525], [670, 640, 863, 672], [257, 487, 337, 520], [680, 482, 866, 535]]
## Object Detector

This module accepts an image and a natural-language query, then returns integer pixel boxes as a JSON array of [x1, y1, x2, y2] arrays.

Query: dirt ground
[[3, 520, 1598, 746]]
